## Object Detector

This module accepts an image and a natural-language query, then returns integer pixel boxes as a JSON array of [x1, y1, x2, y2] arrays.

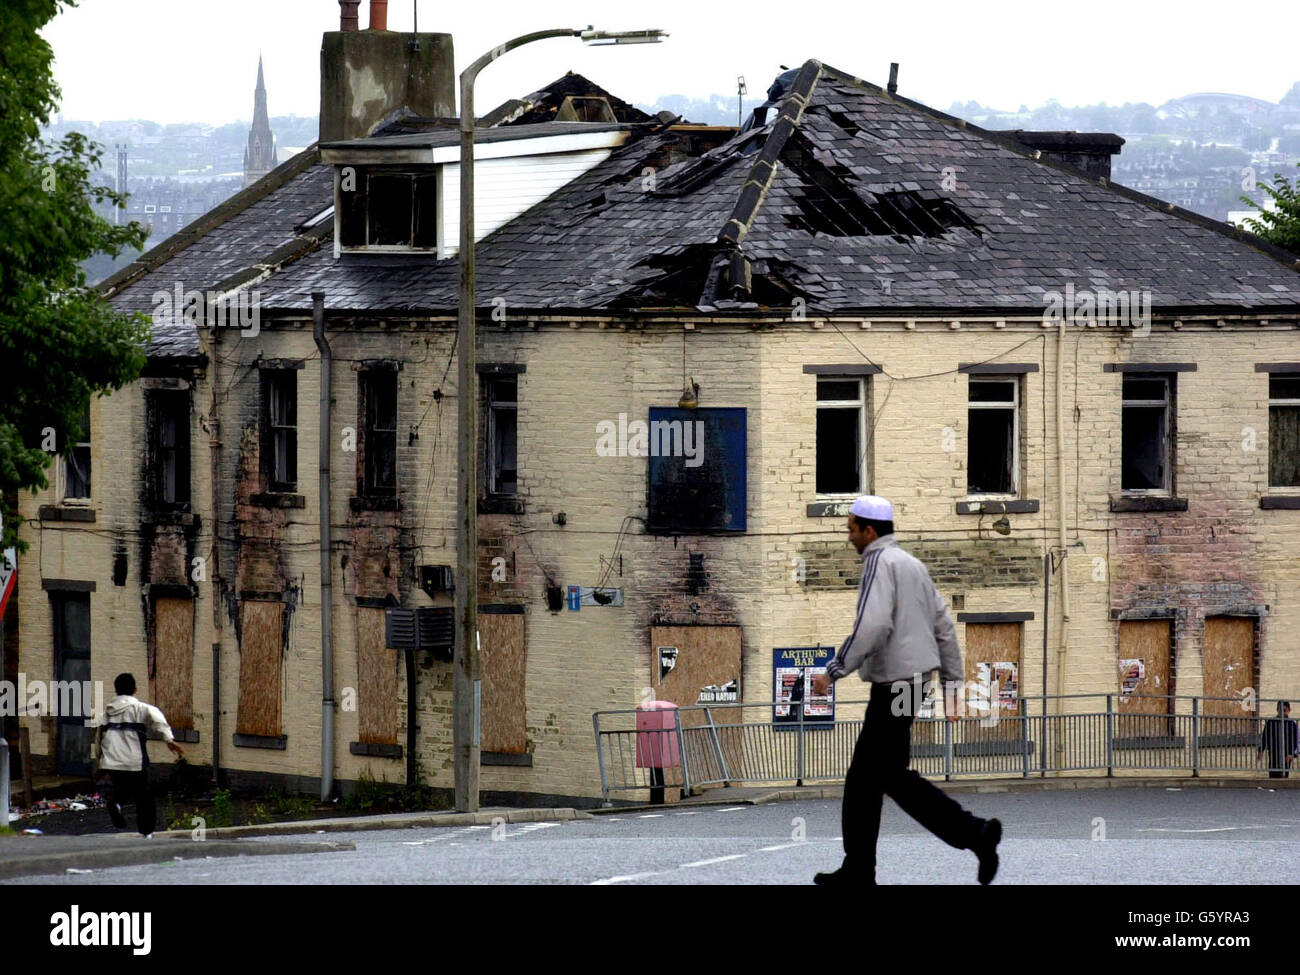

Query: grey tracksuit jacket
[[825, 534, 963, 687]]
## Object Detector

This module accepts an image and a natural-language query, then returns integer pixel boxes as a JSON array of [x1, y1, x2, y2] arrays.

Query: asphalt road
[[9, 788, 1300, 885]]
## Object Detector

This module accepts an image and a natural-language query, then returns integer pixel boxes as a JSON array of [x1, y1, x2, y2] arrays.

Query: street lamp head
[[579, 28, 669, 45]]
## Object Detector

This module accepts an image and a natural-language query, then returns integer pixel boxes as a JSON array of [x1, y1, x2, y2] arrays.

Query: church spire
[[243, 56, 277, 187]]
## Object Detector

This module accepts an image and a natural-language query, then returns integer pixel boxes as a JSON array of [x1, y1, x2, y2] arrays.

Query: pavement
[[0, 833, 356, 880]]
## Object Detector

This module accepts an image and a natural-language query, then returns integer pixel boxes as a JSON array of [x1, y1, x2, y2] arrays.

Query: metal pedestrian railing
[[591, 694, 1299, 805]]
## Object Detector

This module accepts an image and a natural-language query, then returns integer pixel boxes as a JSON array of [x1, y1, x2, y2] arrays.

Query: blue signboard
[[566, 586, 581, 611], [772, 646, 836, 725]]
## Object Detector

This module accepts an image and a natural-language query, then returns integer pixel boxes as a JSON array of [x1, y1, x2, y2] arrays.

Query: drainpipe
[[313, 292, 335, 801], [1055, 319, 1071, 738], [203, 322, 224, 787]]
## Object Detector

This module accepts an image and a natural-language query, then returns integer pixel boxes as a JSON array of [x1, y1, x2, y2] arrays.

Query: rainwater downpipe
[[1055, 318, 1071, 745], [313, 292, 335, 801]]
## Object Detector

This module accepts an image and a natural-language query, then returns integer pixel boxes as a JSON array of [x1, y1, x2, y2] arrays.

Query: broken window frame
[[61, 402, 92, 504], [260, 369, 298, 495], [1267, 372, 1300, 490], [484, 376, 518, 497], [814, 376, 870, 497], [1121, 374, 1174, 496], [336, 166, 439, 254], [966, 376, 1020, 498], [359, 369, 399, 497], [149, 389, 191, 509]]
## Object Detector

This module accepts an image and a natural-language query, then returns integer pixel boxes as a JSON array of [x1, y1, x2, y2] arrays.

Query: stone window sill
[[482, 751, 533, 767], [479, 496, 524, 515], [956, 499, 1040, 515], [350, 495, 400, 512], [1260, 495, 1300, 510], [39, 505, 96, 523], [233, 733, 286, 750], [252, 492, 306, 509], [149, 729, 199, 743], [350, 742, 402, 759], [806, 499, 857, 518], [1109, 496, 1188, 513]]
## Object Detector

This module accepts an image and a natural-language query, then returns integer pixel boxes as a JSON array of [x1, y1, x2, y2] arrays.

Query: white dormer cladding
[[323, 129, 630, 259]]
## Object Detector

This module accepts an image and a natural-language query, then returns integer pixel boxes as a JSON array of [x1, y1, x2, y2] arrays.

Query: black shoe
[[973, 818, 1001, 885], [108, 802, 127, 829], [814, 866, 875, 886]]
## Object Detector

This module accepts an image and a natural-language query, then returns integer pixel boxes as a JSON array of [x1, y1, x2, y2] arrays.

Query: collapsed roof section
[[262, 58, 1300, 316]]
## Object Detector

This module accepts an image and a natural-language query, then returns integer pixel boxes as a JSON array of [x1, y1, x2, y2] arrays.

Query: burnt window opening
[[261, 370, 298, 494], [1121, 375, 1173, 494], [1269, 372, 1300, 488], [360, 370, 398, 496], [647, 407, 747, 534], [485, 376, 517, 496], [149, 389, 191, 508], [63, 402, 91, 502], [967, 378, 1018, 496], [816, 376, 868, 495], [338, 167, 437, 250]]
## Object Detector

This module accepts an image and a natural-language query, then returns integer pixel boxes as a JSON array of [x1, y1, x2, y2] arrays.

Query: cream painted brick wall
[[15, 315, 1300, 798]]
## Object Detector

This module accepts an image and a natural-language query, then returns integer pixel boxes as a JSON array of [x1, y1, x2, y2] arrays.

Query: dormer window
[[337, 166, 437, 251]]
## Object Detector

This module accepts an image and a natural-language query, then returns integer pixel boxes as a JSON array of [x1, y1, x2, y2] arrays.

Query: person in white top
[[94, 673, 184, 836]]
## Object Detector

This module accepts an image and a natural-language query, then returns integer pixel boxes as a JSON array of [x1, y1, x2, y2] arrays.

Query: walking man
[[812, 496, 1002, 885], [94, 673, 183, 836]]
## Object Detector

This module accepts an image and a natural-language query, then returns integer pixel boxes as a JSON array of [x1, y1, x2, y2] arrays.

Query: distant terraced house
[[10, 3, 1300, 803]]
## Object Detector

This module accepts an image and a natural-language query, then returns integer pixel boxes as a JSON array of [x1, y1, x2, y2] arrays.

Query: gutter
[[1055, 319, 1071, 739], [313, 292, 335, 801]]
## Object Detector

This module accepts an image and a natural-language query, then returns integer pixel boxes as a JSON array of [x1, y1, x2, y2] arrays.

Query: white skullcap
[[850, 495, 893, 520]]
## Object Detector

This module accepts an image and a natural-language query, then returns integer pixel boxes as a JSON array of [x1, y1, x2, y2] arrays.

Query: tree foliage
[[1241, 164, 1300, 255], [0, 0, 150, 551]]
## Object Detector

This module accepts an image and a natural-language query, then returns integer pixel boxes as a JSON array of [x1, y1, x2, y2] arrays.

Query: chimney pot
[[338, 0, 360, 31], [369, 0, 388, 30]]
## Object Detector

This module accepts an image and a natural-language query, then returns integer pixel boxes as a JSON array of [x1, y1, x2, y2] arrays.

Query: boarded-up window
[[153, 597, 194, 730], [1201, 616, 1257, 740], [480, 609, 526, 754], [963, 622, 1022, 741], [357, 607, 397, 745], [236, 600, 284, 737], [1116, 619, 1174, 739], [649, 624, 742, 716]]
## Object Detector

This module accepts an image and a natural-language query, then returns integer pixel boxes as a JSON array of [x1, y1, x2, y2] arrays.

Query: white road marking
[[639, 814, 664, 819], [715, 807, 747, 813], [681, 854, 747, 868], [591, 871, 666, 885], [757, 842, 806, 852], [1135, 825, 1279, 833], [674, 811, 702, 816]]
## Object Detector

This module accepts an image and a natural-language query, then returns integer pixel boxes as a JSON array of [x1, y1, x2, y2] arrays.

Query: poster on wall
[[772, 646, 836, 726], [1119, 658, 1145, 700]]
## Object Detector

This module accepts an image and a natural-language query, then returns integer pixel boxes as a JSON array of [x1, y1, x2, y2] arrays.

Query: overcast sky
[[43, 0, 1300, 125]]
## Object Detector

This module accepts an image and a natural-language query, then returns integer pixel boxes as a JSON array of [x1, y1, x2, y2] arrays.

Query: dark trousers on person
[[840, 681, 985, 879], [107, 770, 156, 836]]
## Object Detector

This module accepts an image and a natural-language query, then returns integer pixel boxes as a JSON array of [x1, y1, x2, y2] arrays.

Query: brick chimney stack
[[319, 1, 454, 142]]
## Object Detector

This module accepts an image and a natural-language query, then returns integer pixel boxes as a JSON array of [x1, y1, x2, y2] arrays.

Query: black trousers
[[841, 682, 984, 876], [107, 770, 156, 836]]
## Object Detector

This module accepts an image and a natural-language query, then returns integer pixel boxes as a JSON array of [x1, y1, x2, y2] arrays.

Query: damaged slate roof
[[98, 147, 333, 356], [110, 58, 1300, 343]]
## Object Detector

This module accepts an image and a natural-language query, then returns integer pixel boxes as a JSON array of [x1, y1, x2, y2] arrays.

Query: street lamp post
[[454, 27, 666, 813]]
